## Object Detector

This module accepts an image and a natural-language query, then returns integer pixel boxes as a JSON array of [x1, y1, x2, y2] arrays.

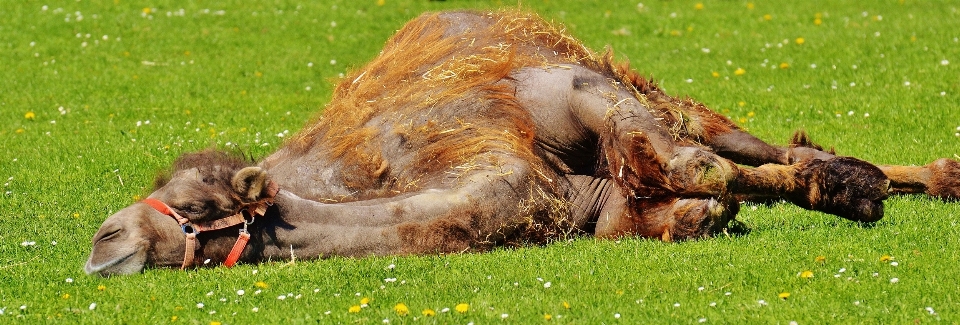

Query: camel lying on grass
[[86, 10, 960, 276]]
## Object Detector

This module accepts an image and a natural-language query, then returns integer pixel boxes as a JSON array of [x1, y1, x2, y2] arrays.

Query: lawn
[[2, 0, 959, 323]]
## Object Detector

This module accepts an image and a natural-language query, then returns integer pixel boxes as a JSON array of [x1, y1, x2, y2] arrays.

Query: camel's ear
[[232, 167, 268, 202]]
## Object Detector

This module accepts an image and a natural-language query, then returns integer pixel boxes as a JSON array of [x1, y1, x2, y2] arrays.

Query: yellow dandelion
[[738, 117, 748, 124], [16, 128, 25, 134], [763, 14, 772, 21], [779, 62, 790, 69], [25, 111, 36, 120], [738, 101, 746, 107], [910, 36, 917, 42], [455, 303, 469, 313], [210, 322, 221, 325], [97, 285, 106, 291], [795, 37, 805, 45], [734, 68, 746, 76], [142, 7, 151, 14], [815, 255, 826, 263], [814, 18, 822, 26], [562, 301, 571, 309], [377, 0, 386, 5], [62, 293, 70, 299], [799, 270, 814, 278], [254, 281, 268, 289], [422, 309, 436, 316], [254, 71, 263, 77], [747, 111, 755, 117], [694, 3, 704, 10], [880, 255, 893, 262], [394, 303, 409, 316], [171, 315, 178, 322], [711, 71, 720, 78], [360, 297, 371, 305], [778, 292, 791, 299], [544, 313, 553, 321], [670, 30, 681, 37], [747, 3, 755, 10], [348, 305, 361, 313]]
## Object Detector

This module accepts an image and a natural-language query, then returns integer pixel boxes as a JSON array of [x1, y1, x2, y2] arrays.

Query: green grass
[[2, 0, 959, 323]]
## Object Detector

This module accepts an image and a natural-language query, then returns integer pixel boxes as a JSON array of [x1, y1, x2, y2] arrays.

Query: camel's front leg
[[609, 131, 890, 222], [561, 70, 890, 222], [732, 158, 890, 222], [705, 128, 960, 201]]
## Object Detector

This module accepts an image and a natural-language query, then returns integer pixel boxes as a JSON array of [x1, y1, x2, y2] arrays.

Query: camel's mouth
[[84, 249, 142, 276]]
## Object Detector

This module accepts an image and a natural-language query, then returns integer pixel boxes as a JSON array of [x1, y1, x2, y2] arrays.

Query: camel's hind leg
[[877, 159, 960, 200]]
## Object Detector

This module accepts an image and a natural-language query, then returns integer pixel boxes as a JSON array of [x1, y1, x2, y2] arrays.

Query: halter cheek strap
[[142, 197, 271, 270]]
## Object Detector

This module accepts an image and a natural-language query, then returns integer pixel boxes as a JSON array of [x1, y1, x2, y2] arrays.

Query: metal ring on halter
[[181, 223, 199, 235]]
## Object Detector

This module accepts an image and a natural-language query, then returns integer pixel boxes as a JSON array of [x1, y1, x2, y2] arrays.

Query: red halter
[[142, 192, 274, 269]]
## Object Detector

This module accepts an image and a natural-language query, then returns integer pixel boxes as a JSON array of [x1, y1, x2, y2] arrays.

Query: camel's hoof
[[927, 158, 960, 201], [797, 157, 889, 222]]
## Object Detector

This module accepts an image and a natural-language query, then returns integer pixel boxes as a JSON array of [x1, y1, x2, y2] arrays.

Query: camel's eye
[[177, 204, 206, 216], [98, 228, 122, 242]]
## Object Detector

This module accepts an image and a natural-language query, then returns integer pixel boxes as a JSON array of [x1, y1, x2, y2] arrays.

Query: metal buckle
[[181, 223, 199, 235]]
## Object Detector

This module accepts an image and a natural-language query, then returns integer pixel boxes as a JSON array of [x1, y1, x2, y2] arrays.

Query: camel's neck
[[210, 190, 405, 264]]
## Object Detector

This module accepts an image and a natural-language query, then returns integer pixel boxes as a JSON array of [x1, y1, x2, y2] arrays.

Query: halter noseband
[[142, 190, 275, 270]]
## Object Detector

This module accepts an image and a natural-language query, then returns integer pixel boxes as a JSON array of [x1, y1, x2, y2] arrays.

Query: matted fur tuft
[[790, 130, 836, 154], [153, 150, 253, 190]]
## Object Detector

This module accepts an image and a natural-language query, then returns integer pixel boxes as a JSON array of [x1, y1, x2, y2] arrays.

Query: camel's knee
[[665, 147, 738, 196], [607, 136, 737, 198]]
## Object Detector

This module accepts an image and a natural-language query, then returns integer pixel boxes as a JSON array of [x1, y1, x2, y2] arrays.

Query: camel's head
[[85, 151, 273, 276]]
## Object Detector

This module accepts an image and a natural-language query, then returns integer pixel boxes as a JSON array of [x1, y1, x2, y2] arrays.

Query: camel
[[85, 10, 960, 276]]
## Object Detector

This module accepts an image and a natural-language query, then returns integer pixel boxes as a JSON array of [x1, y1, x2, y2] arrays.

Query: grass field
[[2, 0, 959, 323]]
